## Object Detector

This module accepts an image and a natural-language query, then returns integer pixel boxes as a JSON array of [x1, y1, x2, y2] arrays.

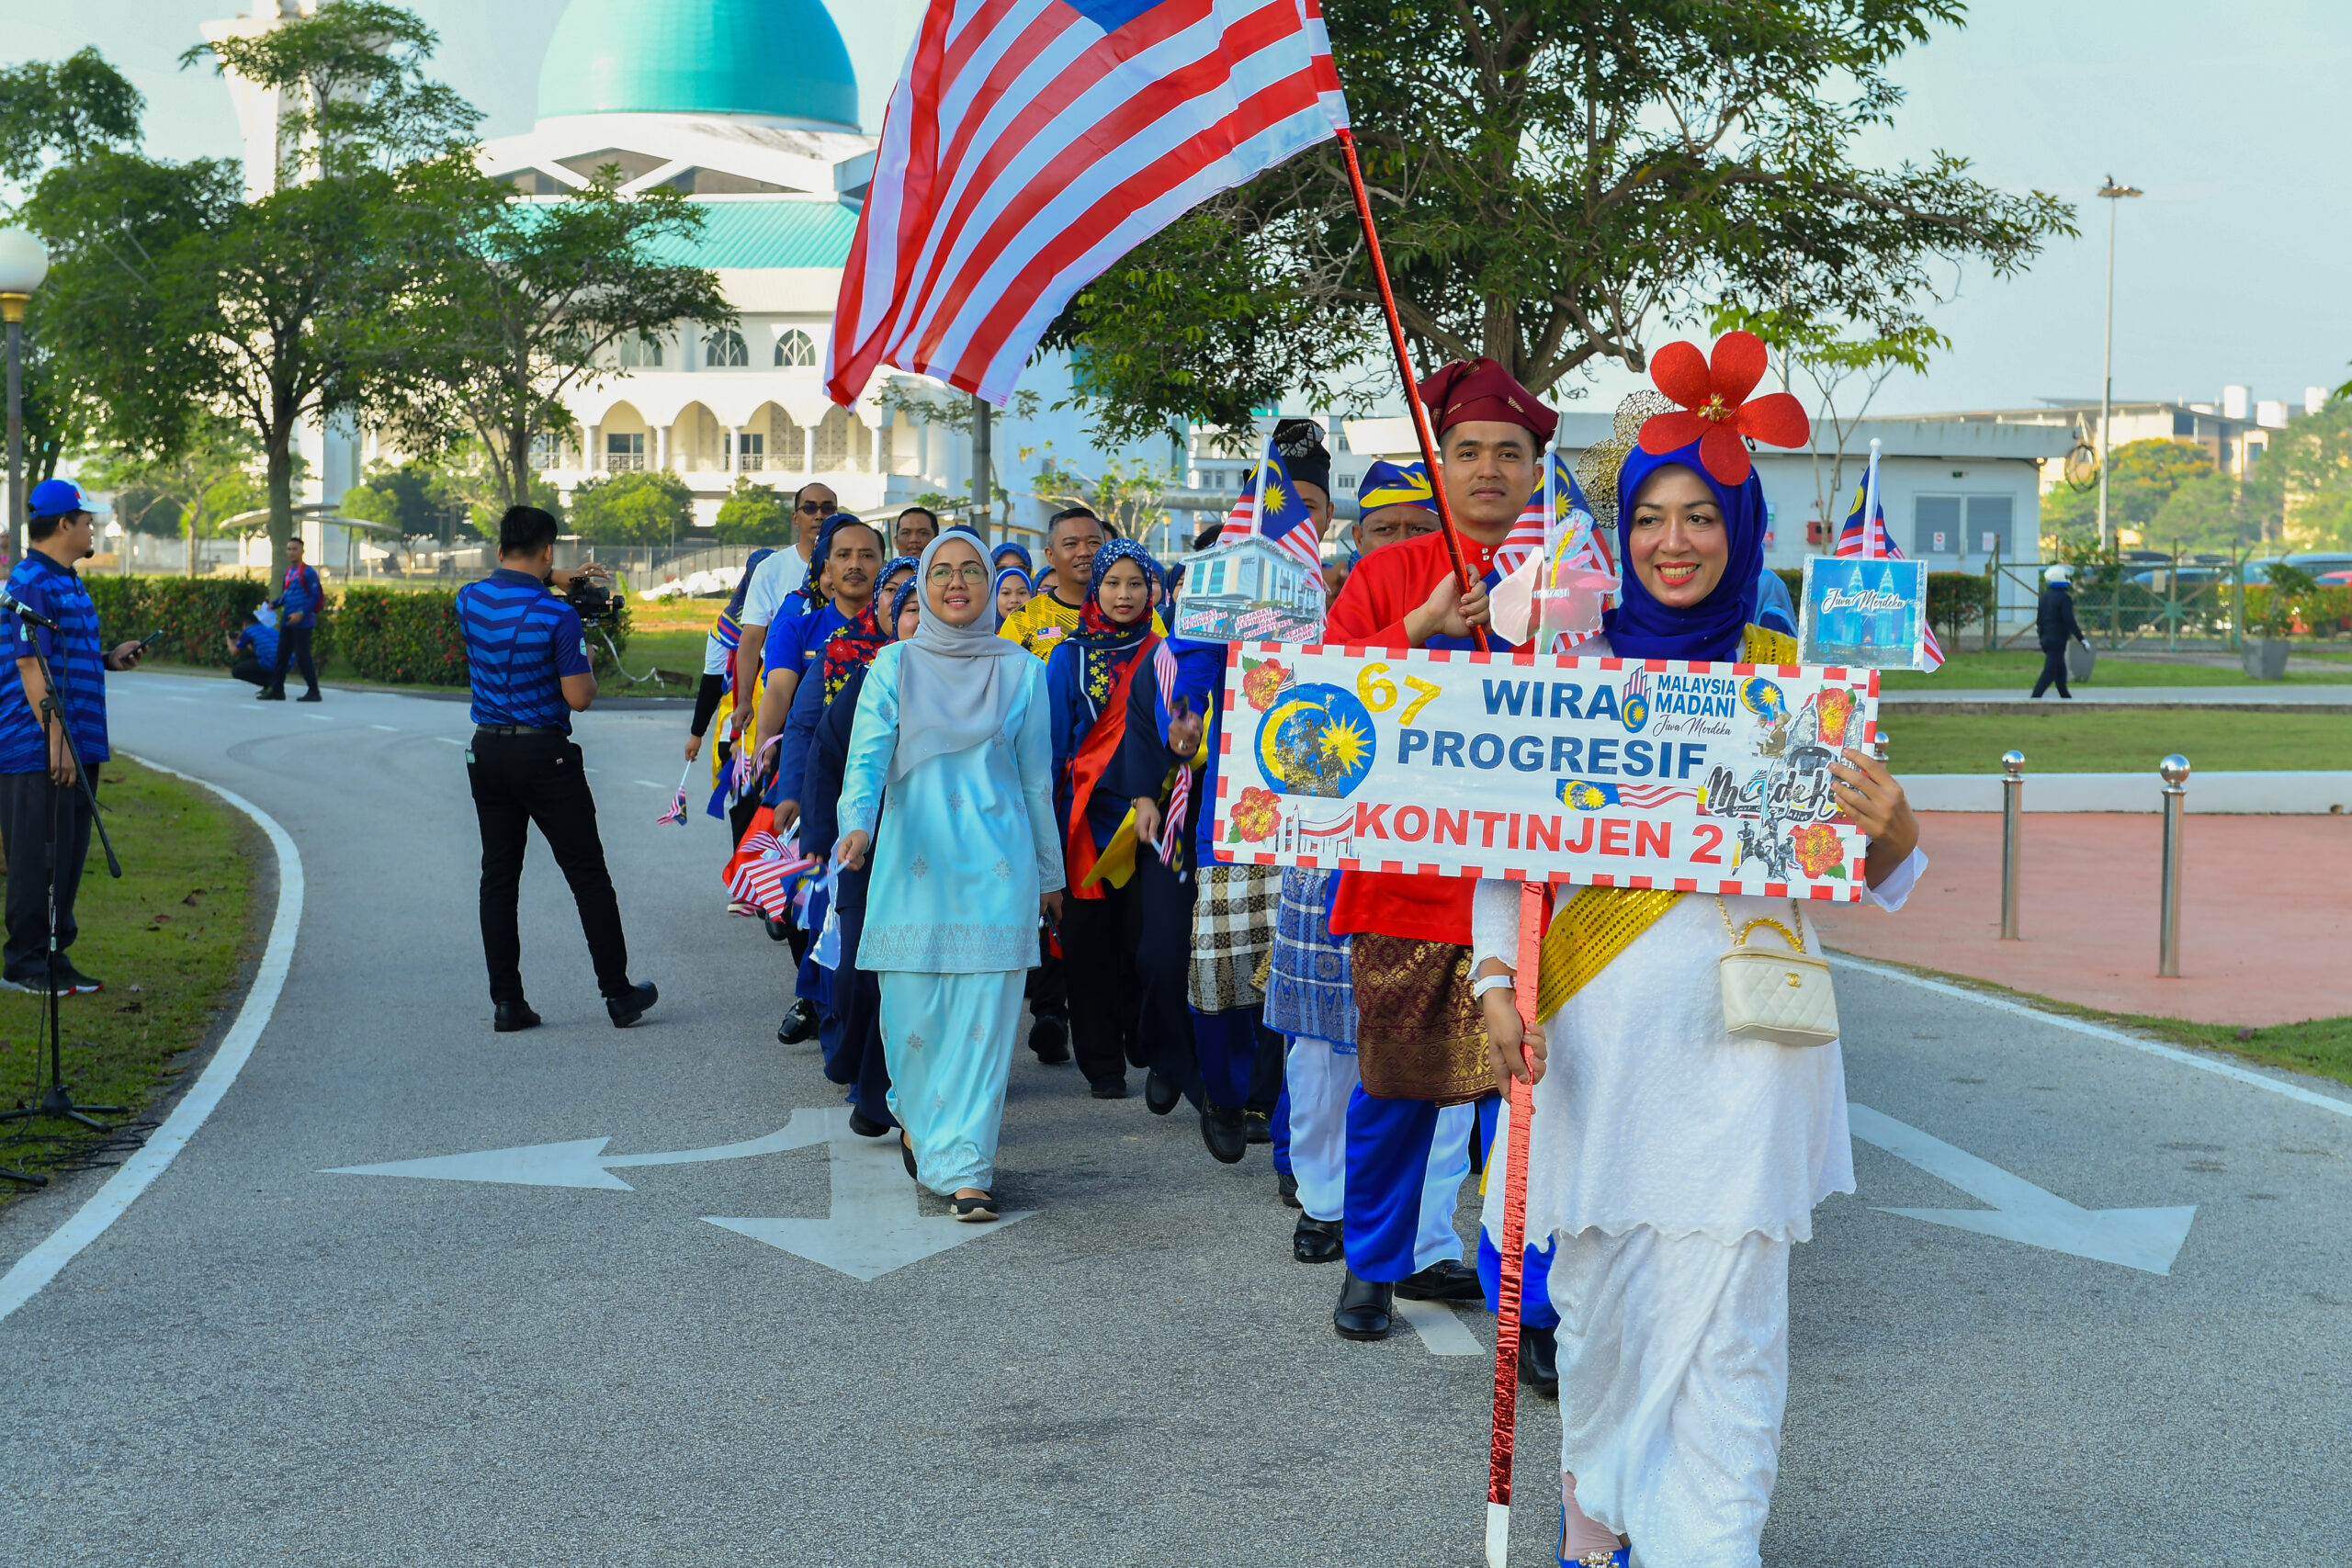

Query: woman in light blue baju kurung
[[836, 535, 1063, 1211]]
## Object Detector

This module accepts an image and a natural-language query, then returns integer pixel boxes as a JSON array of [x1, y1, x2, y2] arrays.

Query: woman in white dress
[[1472, 364, 1925, 1568]]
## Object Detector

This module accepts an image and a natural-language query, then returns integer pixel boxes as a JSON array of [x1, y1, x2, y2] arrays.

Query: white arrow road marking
[[707, 1108, 1035, 1281], [1394, 1297, 1483, 1356], [1848, 1104, 2197, 1276], [326, 1109, 832, 1190]]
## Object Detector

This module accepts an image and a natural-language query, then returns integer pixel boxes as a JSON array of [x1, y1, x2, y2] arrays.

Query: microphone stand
[[0, 602, 124, 1161]]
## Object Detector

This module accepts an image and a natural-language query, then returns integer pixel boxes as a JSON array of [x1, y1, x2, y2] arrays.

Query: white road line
[[0, 759, 302, 1325], [633, 779, 663, 788], [370, 724, 400, 732], [434, 737, 464, 746], [1827, 953, 2352, 1122], [302, 715, 333, 723], [1395, 1298, 1484, 1356]]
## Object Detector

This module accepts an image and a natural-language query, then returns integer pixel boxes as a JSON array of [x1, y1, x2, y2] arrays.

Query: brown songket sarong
[[1189, 863, 1280, 1012], [1351, 933, 1490, 1106]]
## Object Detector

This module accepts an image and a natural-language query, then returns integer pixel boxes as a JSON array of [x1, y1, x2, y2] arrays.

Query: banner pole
[[1486, 880, 1548, 1565], [1334, 127, 1486, 650]]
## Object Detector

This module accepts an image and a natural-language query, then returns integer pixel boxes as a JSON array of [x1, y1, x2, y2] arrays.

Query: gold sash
[[1532, 624, 1798, 1017]]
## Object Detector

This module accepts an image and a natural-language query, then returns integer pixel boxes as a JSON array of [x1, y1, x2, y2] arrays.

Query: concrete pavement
[[1, 670, 2347, 1565]]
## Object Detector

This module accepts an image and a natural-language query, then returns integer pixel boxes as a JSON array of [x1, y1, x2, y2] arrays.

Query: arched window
[[775, 329, 817, 367], [705, 328, 749, 367], [616, 332, 662, 368]]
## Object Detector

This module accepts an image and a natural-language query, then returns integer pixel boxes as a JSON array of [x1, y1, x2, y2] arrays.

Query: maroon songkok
[[1418, 356, 1558, 444]]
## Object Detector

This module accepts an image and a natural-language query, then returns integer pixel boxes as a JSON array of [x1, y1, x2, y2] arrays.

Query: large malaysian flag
[[828, 0, 1351, 407]]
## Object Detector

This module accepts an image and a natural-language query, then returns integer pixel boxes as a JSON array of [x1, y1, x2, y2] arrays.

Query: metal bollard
[[2158, 755, 2189, 977], [1999, 750, 2025, 940]]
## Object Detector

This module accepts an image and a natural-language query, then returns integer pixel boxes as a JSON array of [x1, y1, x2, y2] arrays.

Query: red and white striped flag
[[1836, 443, 1944, 671], [1215, 433, 1325, 577], [829, 0, 1350, 407]]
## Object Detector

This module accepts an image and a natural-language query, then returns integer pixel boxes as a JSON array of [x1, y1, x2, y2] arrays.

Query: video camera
[[560, 572, 625, 627]]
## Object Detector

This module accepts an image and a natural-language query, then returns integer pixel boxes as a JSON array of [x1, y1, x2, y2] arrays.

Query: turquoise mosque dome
[[537, 0, 860, 130]]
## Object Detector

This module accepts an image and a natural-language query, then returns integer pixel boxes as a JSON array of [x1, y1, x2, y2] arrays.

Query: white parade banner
[[1206, 642, 1881, 901]]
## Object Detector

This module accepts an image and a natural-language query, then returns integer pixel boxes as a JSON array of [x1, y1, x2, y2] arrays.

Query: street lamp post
[[0, 229, 52, 564], [2095, 178, 2143, 552]]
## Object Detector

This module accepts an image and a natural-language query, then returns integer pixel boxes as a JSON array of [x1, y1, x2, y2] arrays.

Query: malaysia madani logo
[[1619, 667, 1650, 733], [1255, 682, 1375, 799], [1741, 676, 1789, 725]]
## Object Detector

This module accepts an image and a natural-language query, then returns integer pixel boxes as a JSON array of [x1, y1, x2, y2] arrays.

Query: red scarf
[[1062, 630, 1158, 899]]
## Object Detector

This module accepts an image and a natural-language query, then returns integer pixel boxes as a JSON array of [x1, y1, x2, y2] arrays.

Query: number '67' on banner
[[1209, 642, 1881, 901]]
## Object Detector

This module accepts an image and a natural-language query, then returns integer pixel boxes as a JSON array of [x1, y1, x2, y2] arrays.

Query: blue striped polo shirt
[[455, 570, 592, 732], [277, 563, 323, 624], [0, 552, 110, 773]]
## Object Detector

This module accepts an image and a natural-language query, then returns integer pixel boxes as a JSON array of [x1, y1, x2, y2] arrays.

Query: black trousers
[[230, 656, 270, 688], [267, 624, 318, 695], [1026, 933, 1068, 1022], [0, 769, 96, 979], [1060, 874, 1142, 1088], [2031, 641, 2072, 699], [467, 729, 630, 1003], [1131, 849, 1200, 1100]]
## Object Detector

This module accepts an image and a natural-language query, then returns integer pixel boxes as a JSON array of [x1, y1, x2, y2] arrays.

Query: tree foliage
[[0, 47, 144, 199], [569, 469, 693, 546], [712, 476, 793, 545], [74, 416, 267, 579], [1046, 0, 2075, 445], [2040, 439, 2217, 543]]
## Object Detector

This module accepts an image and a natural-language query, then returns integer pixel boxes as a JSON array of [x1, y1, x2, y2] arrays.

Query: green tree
[[75, 414, 266, 576], [1023, 447, 1176, 541], [2270, 398, 2352, 552], [342, 460, 468, 540], [390, 172, 730, 514], [2041, 439, 2216, 543], [569, 469, 691, 546], [1046, 0, 2075, 445], [711, 476, 792, 545]]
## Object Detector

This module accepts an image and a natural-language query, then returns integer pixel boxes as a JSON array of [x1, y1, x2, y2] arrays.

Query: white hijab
[[890, 531, 1030, 780]]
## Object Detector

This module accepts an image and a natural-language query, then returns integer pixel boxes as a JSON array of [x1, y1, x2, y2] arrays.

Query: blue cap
[[28, 479, 91, 519]]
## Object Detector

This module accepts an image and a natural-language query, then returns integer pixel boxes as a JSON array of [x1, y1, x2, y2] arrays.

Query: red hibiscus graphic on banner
[[1790, 822, 1847, 879], [1241, 658, 1289, 711], [1815, 688, 1854, 749], [1230, 786, 1282, 842]]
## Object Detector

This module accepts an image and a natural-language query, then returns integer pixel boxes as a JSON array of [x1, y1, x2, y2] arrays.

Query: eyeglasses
[[926, 563, 991, 585], [796, 499, 831, 513]]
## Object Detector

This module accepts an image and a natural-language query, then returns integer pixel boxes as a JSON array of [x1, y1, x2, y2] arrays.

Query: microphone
[[0, 591, 56, 631]]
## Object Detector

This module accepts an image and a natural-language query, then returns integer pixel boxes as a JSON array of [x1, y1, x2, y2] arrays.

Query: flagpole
[[1863, 439, 1883, 558], [1334, 127, 1487, 650], [1485, 880, 1547, 1567]]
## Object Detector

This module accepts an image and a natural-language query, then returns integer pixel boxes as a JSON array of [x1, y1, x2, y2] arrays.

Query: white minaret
[[200, 4, 320, 201]]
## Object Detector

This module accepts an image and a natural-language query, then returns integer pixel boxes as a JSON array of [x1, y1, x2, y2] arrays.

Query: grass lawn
[[1884, 709, 2352, 774], [1880, 648, 2352, 689], [1, 759, 256, 1195]]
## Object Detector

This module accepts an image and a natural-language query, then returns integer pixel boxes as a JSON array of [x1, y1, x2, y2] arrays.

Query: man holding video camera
[[456, 506, 656, 1032]]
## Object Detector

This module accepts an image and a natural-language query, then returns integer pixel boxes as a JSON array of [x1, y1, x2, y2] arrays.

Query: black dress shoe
[[1144, 1070, 1182, 1116], [296, 690, 322, 702], [1332, 1269, 1394, 1341], [255, 689, 285, 701], [1519, 1322, 1559, 1399], [1029, 1013, 1070, 1064], [1199, 1102, 1248, 1164], [847, 1107, 892, 1138], [493, 999, 541, 1033], [1293, 1213, 1343, 1264], [776, 998, 816, 1043], [606, 981, 659, 1028], [763, 916, 792, 942], [1089, 1077, 1128, 1100], [1242, 1111, 1272, 1145], [1277, 1168, 1300, 1208], [1396, 1258, 1483, 1303]]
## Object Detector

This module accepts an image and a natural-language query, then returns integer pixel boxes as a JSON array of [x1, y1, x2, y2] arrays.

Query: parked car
[[2244, 553, 2352, 585], [2128, 565, 2233, 593]]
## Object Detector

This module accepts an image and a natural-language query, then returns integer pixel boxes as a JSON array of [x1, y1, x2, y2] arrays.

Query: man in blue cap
[[0, 479, 148, 993]]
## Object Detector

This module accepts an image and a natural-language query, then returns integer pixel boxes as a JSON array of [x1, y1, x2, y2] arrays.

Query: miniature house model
[[1172, 536, 1328, 644]]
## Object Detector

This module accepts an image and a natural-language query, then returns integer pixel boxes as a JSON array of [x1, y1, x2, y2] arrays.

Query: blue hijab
[[993, 541, 1034, 576], [991, 565, 1029, 626], [889, 575, 920, 627], [800, 513, 875, 600], [1604, 441, 1765, 661]]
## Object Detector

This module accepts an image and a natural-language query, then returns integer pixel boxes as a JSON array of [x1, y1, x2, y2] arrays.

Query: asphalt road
[[2, 669, 2347, 1566]]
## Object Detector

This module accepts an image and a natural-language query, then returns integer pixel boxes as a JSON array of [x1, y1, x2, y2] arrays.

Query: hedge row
[[337, 585, 632, 686], [83, 575, 337, 668]]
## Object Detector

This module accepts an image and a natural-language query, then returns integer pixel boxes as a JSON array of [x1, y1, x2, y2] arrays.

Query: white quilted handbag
[[1715, 897, 1839, 1048]]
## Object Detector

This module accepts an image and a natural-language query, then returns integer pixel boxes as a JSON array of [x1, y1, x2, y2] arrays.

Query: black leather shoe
[[1089, 1077, 1128, 1100], [1243, 1111, 1272, 1145], [1519, 1323, 1559, 1399], [1277, 1168, 1300, 1208], [763, 916, 792, 942], [1396, 1258, 1483, 1303], [296, 690, 322, 702], [1029, 1013, 1070, 1064], [1293, 1213, 1343, 1264], [1199, 1102, 1248, 1164], [847, 1107, 891, 1138], [1144, 1070, 1182, 1116], [493, 999, 540, 1033], [776, 998, 815, 1043], [1332, 1270, 1394, 1341], [606, 981, 659, 1028], [255, 689, 284, 701]]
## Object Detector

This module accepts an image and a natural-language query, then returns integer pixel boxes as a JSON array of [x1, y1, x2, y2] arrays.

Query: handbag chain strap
[[1713, 895, 1809, 956]]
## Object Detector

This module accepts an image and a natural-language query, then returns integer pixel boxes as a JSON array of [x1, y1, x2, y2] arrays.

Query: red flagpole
[[1334, 127, 1487, 651], [1485, 880, 1548, 1566]]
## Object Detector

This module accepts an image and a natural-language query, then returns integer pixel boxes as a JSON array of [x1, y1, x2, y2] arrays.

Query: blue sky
[[7, 0, 2347, 416]]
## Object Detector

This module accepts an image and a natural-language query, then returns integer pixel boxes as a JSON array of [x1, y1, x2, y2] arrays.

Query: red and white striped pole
[[1487, 881, 1548, 1565]]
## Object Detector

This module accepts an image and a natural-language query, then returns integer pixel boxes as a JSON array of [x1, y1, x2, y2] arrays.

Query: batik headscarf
[[889, 575, 920, 627], [990, 565, 1030, 628], [876, 553, 920, 603], [1070, 539, 1162, 715], [992, 541, 1033, 576], [1602, 442, 1764, 662], [889, 533, 1032, 780]]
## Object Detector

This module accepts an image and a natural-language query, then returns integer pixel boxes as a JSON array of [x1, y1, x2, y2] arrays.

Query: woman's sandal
[[900, 1134, 918, 1182], [949, 1191, 1000, 1224]]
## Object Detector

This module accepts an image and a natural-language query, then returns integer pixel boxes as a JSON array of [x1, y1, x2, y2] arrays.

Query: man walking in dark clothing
[[2033, 564, 2088, 699], [261, 536, 323, 701]]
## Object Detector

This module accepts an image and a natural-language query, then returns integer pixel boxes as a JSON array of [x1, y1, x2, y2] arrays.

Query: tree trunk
[[266, 426, 295, 584], [186, 517, 197, 579], [506, 418, 533, 515]]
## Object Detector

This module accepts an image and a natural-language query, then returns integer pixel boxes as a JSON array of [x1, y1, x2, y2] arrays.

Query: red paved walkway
[[1810, 811, 2352, 1026]]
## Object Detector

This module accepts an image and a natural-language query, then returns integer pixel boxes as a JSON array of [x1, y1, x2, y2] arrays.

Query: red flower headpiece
[[1634, 331, 1810, 487]]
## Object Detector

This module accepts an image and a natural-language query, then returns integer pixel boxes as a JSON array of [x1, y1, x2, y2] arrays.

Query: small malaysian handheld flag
[[1215, 433, 1325, 576], [829, 0, 1351, 407], [1836, 443, 1944, 671], [654, 761, 695, 826]]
